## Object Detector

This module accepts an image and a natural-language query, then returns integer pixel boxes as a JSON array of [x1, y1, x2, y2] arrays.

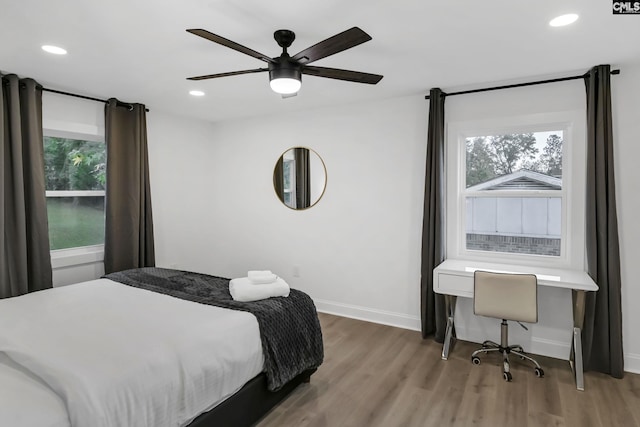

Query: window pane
[[44, 135, 106, 250], [282, 158, 296, 209], [465, 131, 563, 189], [47, 197, 105, 250], [464, 131, 563, 257], [465, 196, 561, 256], [44, 136, 105, 191]]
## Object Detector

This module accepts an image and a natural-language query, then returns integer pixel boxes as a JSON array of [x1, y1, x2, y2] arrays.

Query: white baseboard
[[529, 336, 572, 361], [313, 298, 421, 331], [625, 353, 640, 374]]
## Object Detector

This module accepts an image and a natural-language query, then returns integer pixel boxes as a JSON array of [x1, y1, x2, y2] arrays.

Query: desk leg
[[441, 295, 457, 360], [570, 290, 587, 391]]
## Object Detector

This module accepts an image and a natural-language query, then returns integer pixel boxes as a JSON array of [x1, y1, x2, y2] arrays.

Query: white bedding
[[0, 353, 70, 427], [0, 279, 264, 427]]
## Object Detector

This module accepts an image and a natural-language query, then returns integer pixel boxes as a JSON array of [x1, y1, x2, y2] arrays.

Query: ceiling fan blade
[[187, 68, 268, 80], [292, 27, 372, 64], [302, 66, 383, 84], [187, 29, 275, 64]]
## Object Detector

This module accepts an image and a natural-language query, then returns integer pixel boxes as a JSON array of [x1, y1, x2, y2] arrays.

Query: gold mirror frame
[[273, 147, 327, 210]]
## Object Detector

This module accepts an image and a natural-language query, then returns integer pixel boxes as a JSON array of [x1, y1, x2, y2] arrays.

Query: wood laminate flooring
[[258, 313, 640, 427]]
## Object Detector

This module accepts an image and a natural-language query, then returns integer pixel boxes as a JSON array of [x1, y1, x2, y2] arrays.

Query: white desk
[[433, 259, 598, 391]]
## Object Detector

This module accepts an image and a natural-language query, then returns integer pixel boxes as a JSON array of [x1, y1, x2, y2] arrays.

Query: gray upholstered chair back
[[473, 271, 538, 323]]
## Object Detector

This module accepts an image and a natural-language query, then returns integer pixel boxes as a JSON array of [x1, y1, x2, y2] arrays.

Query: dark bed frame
[[188, 369, 316, 427]]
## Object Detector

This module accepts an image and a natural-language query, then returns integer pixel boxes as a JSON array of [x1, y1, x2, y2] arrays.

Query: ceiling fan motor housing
[[268, 56, 302, 82]]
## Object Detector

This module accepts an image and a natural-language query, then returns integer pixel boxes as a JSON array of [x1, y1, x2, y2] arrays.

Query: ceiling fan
[[186, 27, 383, 96]]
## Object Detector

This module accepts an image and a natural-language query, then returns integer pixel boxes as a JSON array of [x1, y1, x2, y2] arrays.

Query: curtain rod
[[42, 87, 150, 112], [424, 69, 620, 99]]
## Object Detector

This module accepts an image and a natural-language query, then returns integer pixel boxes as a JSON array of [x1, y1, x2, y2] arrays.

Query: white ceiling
[[2, 0, 639, 123]]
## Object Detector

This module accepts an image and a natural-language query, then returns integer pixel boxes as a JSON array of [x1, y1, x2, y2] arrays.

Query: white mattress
[[0, 279, 264, 427]]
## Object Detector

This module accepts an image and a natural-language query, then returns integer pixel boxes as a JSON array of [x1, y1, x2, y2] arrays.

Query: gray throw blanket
[[104, 267, 323, 391]]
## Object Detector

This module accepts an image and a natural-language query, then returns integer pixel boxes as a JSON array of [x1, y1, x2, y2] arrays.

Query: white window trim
[[43, 128, 105, 143], [46, 190, 105, 197], [445, 110, 586, 270], [50, 245, 104, 269]]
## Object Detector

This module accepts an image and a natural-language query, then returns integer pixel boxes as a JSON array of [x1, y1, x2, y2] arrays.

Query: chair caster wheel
[[471, 356, 481, 365], [535, 367, 544, 378], [503, 372, 512, 382]]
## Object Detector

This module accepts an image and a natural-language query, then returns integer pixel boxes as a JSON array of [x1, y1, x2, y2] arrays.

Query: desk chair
[[471, 270, 544, 382]]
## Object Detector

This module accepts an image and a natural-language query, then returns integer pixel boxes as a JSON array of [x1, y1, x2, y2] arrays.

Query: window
[[446, 112, 586, 268], [465, 130, 563, 257], [44, 135, 106, 250], [282, 157, 296, 208]]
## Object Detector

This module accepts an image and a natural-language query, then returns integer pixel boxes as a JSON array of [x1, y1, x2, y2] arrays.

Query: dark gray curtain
[[420, 88, 447, 341], [273, 157, 284, 202], [0, 74, 52, 298], [582, 65, 624, 378], [104, 98, 155, 274], [294, 147, 310, 208]]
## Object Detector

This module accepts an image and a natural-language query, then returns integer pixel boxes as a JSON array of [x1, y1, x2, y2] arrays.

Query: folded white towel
[[248, 270, 272, 276], [229, 277, 290, 302], [250, 275, 278, 284], [247, 270, 278, 284]]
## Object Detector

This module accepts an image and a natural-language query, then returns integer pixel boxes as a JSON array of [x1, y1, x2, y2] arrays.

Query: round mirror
[[273, 147, 327, 210]]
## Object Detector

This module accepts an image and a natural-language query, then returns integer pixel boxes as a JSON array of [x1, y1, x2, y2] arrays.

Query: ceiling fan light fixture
[[270, 77, 301, 95], [269, 63, 302, 95]]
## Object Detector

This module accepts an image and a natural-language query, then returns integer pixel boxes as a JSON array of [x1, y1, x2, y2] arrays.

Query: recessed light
[[41, 45, 67, 55], [189, 90, 205, 97], [549, 14, 579, 27]]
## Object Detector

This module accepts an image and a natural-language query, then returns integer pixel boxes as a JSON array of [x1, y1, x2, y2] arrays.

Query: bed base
[[188, 369, 316, 427]]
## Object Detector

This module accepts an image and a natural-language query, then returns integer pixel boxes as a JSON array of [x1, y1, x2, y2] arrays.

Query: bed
[[0, 268, 323, 427]]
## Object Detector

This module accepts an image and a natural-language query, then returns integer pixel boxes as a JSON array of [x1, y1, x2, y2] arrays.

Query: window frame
[[445, 110, 587, 269], [43, 128, 106, 266]]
